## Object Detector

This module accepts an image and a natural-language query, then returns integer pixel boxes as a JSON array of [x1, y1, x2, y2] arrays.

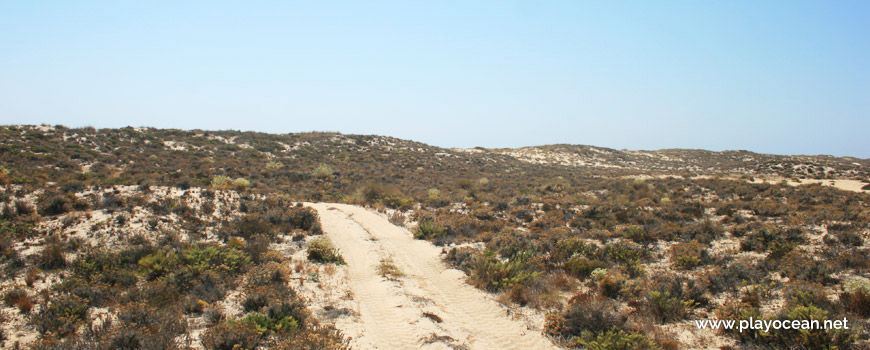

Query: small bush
[[376, 256, 404, 278], [201, 320, 262, 350], [571, 327, 659, 350], [232, 178, 250, 191], [211, 175, 232, 190], [307, 238, 345, 264], [272, 325, 351, 350], [37, 236, 66, 270], [768, 305, 856, 349], [311, 164, 334, 179], [642, 274, 702, 323], [414, 219, 446, 240], [4, 287, 33, 313], [32, 294, 89, 337], [468, 250, 540, 292], [246, 261, 290, 286], [38, 194, 71, 216], [668, 241, 707, 270], [242, 311, 298, 334], [778, 249, 831, 284], [842, 276, 870, 317], [182, 244, 252, 275], [564, 256, 607, 279], [138, 250, 181, 280], [546, 293, 627, 338], [620, 225, 653, 245]]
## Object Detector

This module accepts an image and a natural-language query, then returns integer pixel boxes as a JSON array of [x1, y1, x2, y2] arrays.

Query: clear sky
[[1, 1, 868, 157]]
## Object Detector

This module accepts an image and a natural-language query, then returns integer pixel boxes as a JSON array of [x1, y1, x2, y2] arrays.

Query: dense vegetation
[[1, 124, 868, 349]]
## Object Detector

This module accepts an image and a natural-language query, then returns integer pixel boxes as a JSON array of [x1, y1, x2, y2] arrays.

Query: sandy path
[[307, 203, 560, 350]]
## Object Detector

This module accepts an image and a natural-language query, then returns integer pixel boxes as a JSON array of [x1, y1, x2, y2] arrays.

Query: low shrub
[[182, 244, 251, 275], [32, 294, 89, 337], [668, 241, 708, 270], [842, 276, 870, 317], [546, 293, 626, 338], [307, 238, 344, 264], [642, 274, 703, 323], [768, 305, 856, 349], [414, 219, 446, 240], [138, 250, 180, 280], [595, 242, 647, 267], [564, 256, 607, 279], [242, 312, 298, 334], [211, 175, 233, 190], [201, 320, 262, 350], [376, 257, 404, 278], [620, 225, 653, 245], [3, 287, 33, 313], [38, 194, 71, 216], [778, 249, 831, 284], [570, 327, 659, 350], [597, 270, 628, 299], [468, 250, 540, 292], [271, 325, 351, 350], [37, 235, 66, 270], [243, 262, 287, 288]]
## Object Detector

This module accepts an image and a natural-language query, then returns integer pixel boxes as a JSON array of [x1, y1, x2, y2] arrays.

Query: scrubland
[[0, 125, 868, 349]]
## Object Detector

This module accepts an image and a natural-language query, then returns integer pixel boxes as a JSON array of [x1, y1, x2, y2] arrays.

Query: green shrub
[[201, 320, 262, 350], [138, 250, 181, 280], [595, 242, 647, 266], [265, 161, 284, 170], [232, 178, 250, 191], [643, 275, 702, 323], [311, 164, 334, 179], [211, 175, 232, 190], [551, 237, 595, 263], [307, 238, 345, 264], [414, 219, 446, 239], [382, 195, 413, 210], [571, 327, 659, 350], [668, 241, 707, 270], [38, 194, 71, 216], [32, 294, 89, 337], [564, 256, 607, 279], [37, 235, 67, 270], [768, 305, 856, 349], [272, 325, 351, 350], [842, 276, 870, 317], [242, 312, 298, 334], [778, 250, 831, 284], [243, 262, 287, 288], [546, 293, 627, 339], [468, 250, 540, 292], [620, 225, 653, 245], [182, 244, 251, 275]]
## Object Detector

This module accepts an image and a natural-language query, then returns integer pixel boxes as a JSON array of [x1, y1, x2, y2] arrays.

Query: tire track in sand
[[308, 203, 560, 350]]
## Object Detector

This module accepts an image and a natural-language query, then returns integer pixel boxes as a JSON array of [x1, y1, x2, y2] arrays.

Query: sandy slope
[[307, 203, 560, 350]]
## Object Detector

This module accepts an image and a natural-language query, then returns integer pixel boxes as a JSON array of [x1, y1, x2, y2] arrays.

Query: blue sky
[[1, 1, 868, 157]]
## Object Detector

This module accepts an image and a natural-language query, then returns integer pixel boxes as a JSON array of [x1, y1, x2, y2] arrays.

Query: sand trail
[[307, 203, 560, 350]]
